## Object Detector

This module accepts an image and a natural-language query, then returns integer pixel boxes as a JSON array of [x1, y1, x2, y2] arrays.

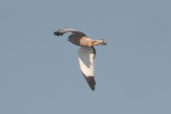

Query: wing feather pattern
[[78, 46, 96, 90], [54, 28, 86, 36]]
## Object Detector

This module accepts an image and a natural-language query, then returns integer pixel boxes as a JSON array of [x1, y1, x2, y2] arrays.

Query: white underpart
[[78, 47, 95, 77]]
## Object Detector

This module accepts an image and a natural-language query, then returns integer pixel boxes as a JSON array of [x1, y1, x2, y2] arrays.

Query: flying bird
[[54, 28, 107, 91]]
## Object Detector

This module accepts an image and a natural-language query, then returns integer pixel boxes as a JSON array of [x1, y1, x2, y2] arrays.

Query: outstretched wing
[[54, 28, 86, 36], [78, 46, 96, 91]]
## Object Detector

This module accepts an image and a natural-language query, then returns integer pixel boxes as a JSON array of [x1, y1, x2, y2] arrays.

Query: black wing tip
[[54, 31, 63, 36], [86, 76, 96, 91], [91, 86, 95, 91]]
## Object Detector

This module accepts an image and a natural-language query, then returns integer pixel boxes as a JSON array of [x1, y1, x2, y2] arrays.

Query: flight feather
[[78, 46, 96, 90]]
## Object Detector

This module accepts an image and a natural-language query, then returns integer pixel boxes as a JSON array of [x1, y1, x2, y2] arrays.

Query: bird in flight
[[54, 28, 107, 91]]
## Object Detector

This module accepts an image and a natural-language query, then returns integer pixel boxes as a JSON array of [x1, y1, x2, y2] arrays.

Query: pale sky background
[[0, 0, 171, 114]]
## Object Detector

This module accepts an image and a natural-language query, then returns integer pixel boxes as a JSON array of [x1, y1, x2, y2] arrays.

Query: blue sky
[[0, 0, 171, 114]]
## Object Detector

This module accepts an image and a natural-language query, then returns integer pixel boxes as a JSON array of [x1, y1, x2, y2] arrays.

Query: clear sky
[[0, 0, 171, 114]]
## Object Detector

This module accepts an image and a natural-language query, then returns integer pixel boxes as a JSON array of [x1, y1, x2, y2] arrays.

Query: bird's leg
[[88, 39, 107, 47], [92, 39, 107, 46]]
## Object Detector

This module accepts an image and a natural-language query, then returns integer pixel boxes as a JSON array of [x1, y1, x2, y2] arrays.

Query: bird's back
[[68, 34, 89, 47]]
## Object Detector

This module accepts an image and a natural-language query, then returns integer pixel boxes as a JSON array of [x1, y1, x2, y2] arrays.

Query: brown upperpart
[[68, 34, 107, 47]]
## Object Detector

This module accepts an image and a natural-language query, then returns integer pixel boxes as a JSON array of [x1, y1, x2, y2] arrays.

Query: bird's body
[[68, 34, 89, 47], [54, 28, 106, 91]]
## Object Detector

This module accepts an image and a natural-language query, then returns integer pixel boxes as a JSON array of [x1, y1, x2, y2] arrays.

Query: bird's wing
[[54, 28, 86, 36], [78, 46, 96, 91]]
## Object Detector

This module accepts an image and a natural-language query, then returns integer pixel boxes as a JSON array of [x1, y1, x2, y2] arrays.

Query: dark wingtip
[[85, 76, 96, 91], [54, 31, 63, 36]]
